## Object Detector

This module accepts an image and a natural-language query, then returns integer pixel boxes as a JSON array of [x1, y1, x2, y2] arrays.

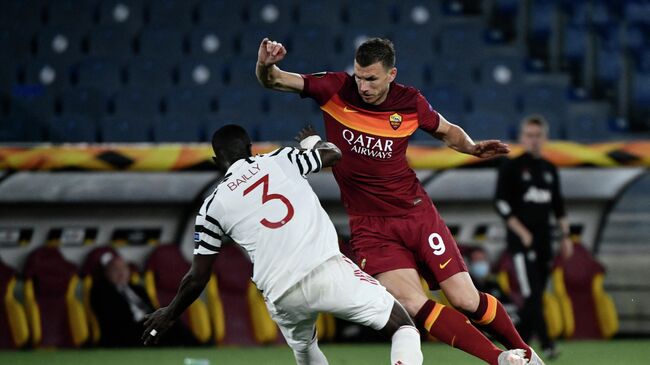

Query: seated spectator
[[90, 252, 196, 347], [466, 247, 520, 326]]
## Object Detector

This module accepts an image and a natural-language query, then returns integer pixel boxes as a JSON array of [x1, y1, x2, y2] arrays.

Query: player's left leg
[[439, 272, 533, 360]]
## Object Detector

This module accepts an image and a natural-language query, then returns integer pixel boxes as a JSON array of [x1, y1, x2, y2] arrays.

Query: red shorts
[[349, 203, 467, 290]]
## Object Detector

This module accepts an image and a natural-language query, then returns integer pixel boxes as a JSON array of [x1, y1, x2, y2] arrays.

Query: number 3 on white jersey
[[428, 233, 446, 256]]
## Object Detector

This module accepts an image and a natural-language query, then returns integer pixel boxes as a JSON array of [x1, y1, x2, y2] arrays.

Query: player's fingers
[[272, 43, 283, 56]]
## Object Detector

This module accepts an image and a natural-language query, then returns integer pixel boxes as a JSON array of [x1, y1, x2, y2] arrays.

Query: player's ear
[[388, 67, 397, 82]]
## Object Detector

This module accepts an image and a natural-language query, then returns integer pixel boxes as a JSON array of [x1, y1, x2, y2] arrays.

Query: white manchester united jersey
[[193, 147, 340, 302]]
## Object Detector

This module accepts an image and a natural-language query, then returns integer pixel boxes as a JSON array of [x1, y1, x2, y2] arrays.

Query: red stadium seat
[[144, 245, 211, 344], [0, 259, 29, 349], [206, 243, 278, 345], [551, 243, 618, 339], [23, 246, 88, 348], [80, 246, 119, 345]]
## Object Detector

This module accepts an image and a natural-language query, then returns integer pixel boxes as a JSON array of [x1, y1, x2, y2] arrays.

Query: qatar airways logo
[[342, 129, 393, 159]]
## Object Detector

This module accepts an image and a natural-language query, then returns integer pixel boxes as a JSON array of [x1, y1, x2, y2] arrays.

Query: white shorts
[[265, 254, 395, 351]]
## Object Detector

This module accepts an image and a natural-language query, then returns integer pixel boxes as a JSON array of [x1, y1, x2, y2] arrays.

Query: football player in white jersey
[[142, 124, 423, 365]]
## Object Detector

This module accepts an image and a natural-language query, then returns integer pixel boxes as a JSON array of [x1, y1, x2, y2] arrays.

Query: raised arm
[[433, 114, 510, 158], [141, 254, 216, 345], [256, 38, 305, 93]]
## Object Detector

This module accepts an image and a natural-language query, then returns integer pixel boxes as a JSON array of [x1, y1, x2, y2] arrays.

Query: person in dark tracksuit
[[494, 115, 573, 359]]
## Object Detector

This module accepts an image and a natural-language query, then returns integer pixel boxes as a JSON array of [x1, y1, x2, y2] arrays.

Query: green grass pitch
[[2, 340, 649, 365]]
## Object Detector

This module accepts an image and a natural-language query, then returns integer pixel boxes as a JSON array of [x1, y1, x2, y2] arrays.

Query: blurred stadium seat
[[75, 58, 124, 94], [153, 115, 202, 142], [100, 116, 151, 142], [49, 114, 98, 143], [60, 88, 109, 120], [0, 259, 29, 349], [88, 26, 134, 58], [126, 56, 175, 91], [137, 27, 185, 58], [297, 0, 342, 27], [98, 0, 144, 35], [112, 87, 161, 117], [147, 0, 195, 28]]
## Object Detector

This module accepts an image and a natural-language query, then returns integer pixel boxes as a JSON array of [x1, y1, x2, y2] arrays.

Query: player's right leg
[[376, 268, 526, 365]]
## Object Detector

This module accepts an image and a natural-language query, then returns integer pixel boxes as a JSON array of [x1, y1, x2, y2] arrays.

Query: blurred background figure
[[90, 252, 196, 347], [494, 116, 573, 359]]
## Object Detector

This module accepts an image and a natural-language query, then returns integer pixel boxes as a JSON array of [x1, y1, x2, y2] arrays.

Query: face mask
[[470, 261, 490, 280]]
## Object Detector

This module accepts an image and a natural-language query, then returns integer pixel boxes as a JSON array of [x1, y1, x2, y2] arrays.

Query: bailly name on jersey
[[342, 129, 394, 159], [225, 163, 261, 191]]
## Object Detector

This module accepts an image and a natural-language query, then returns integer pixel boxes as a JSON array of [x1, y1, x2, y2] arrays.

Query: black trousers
[[507, 226, 555, 349]]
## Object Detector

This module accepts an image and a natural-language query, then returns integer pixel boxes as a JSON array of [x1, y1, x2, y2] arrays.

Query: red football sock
[[468, 292, 532, 359], [415, 300, 502, 365]]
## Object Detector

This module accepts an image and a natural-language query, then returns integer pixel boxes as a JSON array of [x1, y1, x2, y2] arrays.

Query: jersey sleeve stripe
[[310, 150, 322, 172], [204, 214, 225, 233], [269, 147, 287, 157], [299, 151, 313, 173], [194, 242, 219, 255]]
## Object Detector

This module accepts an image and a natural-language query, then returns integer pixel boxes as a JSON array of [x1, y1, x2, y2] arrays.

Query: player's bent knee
[[447, 293, 480, 312]]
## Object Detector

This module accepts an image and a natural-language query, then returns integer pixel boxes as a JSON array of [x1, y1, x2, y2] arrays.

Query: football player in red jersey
[[256, 37, 544, 365]]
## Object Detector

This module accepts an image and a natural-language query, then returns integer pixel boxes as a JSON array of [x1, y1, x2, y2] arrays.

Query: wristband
[[300, 135, 321, 149]]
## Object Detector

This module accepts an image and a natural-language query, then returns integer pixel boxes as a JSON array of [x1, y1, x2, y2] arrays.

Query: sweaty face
[[519, 123, 547, 156], [353, 61, 396, 105]]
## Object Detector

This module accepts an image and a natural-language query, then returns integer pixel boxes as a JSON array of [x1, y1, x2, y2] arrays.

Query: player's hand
[[520, 230, 533, 249], [470, 140, 510, 158], [294, 125, 319, 143], [141, 307, 175, 346], [258, 38, 287, 67]]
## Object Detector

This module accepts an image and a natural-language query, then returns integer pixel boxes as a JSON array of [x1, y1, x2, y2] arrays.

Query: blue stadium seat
[[397, 1, 440, 27], [178, 58, 224, 89], [632, 72, 650, 111], [396, 64, 428, 90], [563, 26, 589, 65], [624, 1, 650, 25], [470, 86, 518, 116], [0, 116, 45, 142], [290, 27, 337, 59], [46, 0, 96, 30], [478, 48, 523, 88], [520, 77, 569, 112], [248, 0, 294, 26], [529, 1, 555, 40], [281, 56, 333, 75], [35, 27, 82, 61], [164, 87, 214, 116], [60, 88, 109, 121], [48, 115, 98, 143], [153, 115, 202, 142], [98, 0, 144, 35], [438, 20, 485, 57], [422, 86, 467, 116], [565, 102, 612, 142], [430, 57, 477, 86], [203, 115, 261, 141], [0, 29, 33, 62], [9, 89, 55, 125], [259, 112, 311, 142], [137, 27, 185, 58], [621, 25, 646, 54], [296, 0, 342, 27], [638, 50, 650, 73], [189, 28, 235, 58], [218, 87, 264, 116], [148, 0, 195, 28], [226, 57, 263, 89], [346, 1, 394, 26], [596, 48, 621, 89], [266, 91, 316, 116], [463, 112, 513, 141], [112, 87, 161, 117], [75, 58, 123, 94], [126, 56, 175, 91], [22, 59, 68, 93], [0, 59, 16, 92], [88, 26, 134, 58], [0, 0, 44, 30], [100, 116, 152, 142], [196, 0, 246, 27], [391, 28, 435, 61]]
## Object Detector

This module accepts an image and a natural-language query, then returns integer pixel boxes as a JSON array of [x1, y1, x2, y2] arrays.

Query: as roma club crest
[[389, 113, 402, 130]]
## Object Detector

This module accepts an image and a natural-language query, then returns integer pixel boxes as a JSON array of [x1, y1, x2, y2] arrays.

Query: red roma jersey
[[300, 71, 440, 216]]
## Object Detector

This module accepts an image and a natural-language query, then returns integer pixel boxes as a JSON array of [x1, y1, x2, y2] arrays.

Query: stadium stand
[[0, 258, 29, 349]]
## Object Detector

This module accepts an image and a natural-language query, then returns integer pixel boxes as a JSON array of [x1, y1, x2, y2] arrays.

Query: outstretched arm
[[433, 114, 510, 158], [141, 254, 217, 345], [256, 38, 305, 93]]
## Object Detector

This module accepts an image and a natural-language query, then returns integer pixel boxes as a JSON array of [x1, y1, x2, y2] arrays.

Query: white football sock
[[390, 325, 423, 365]]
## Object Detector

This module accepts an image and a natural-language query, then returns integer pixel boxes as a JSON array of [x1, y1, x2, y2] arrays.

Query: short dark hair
[[355, 38, 396, 69], [520, 114, 549, 135], [211, 124, 251, 157]]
